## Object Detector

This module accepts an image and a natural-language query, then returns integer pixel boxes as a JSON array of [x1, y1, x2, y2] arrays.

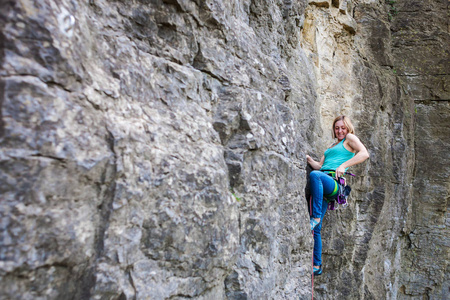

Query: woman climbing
[[306, 115, 369, 276]]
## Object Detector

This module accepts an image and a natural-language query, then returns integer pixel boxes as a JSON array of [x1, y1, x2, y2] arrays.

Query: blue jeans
[[309, 171, 336, 266]]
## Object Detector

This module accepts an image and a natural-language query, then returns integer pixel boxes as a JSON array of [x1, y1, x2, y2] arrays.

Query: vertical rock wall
[[303, 1, 449, 299], [0, 0, 316, 299], [391, 0, 449, 299], [0, 0, 448, 299]]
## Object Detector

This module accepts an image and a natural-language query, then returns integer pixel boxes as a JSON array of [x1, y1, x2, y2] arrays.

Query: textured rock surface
[[391, 0, 449, 299], [0, 0, 448, 299], [1, 0, 314, 299], [307, 0, 448, 299]]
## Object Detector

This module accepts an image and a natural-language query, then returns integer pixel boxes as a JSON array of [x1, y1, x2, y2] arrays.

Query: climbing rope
[[309, 195, 314, 300]]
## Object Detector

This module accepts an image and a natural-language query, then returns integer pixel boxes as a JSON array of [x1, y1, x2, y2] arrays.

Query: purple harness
[[322, 170, 355, 210]]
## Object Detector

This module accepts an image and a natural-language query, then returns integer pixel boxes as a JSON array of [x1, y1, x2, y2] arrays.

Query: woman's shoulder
[[345, 133, 359, 141], [343, 134, 360, 153], [345, 133, 366, 151]]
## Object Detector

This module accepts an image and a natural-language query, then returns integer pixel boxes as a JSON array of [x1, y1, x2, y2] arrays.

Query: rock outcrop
[[0, 0, 448, 299]]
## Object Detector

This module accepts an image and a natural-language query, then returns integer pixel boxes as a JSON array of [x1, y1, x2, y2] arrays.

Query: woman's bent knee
[[310, 170, 322, 179]]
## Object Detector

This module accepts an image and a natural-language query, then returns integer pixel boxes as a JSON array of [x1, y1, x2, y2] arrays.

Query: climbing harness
[[321, 170, 355, 211]]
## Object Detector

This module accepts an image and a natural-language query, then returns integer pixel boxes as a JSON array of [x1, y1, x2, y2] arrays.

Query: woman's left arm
[[335, 134, 370, 178]]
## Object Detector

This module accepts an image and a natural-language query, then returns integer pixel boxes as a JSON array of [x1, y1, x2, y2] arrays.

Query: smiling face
[[334, 120, 349, 141]]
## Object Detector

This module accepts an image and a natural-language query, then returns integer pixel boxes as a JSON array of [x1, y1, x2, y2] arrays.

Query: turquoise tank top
[[320, 139, 355, 171]]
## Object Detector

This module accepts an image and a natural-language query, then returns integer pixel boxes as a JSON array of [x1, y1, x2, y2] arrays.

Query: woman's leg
[[309, 171, 337, 219], [313, 199, 329, 266], [309, 171, 337, 267]]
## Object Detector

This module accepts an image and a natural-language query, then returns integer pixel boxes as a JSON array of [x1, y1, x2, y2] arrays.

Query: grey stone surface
[[391, 1, 449, 299], [298, 0, 447, 299], [0, 0, 313, 299], [0, 0, 448, 299]]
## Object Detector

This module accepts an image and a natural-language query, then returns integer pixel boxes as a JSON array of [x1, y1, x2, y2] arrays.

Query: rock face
[[1, 1, 314, 299], [304, 1, 449, 299], [391, 0, 449, 299], [0, 0, 448, 300]]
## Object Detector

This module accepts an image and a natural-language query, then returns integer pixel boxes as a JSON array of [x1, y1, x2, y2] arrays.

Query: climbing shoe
[[313, 265, 322, 276], [310, 218, 320, 231]]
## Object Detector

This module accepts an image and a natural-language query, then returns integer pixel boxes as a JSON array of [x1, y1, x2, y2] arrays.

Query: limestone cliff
[[0, 0, 448, 299]]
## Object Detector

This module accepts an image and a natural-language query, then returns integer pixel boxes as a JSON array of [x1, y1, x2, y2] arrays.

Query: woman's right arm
[[306, 155, 324, 170]]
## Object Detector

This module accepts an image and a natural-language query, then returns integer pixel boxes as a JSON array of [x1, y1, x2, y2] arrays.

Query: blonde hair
[[332, 115, 355, 138]]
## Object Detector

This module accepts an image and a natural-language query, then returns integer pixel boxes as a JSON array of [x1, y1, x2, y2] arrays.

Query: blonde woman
[[306, 116, 369, 275]]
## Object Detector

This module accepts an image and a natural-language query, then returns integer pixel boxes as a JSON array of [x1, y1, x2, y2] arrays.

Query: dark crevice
[[0, 78, 5, 138], [30, 153, 67, 162], [162, 0, 184, 13], [0, 26, 5, 138], [85, 96, 102, 110], [0, 74, 73, 92], [414, 99, 450, 103], [199, 68, 227, 84], [94, 126, 118, 258], [45, 79, 74, 93]]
